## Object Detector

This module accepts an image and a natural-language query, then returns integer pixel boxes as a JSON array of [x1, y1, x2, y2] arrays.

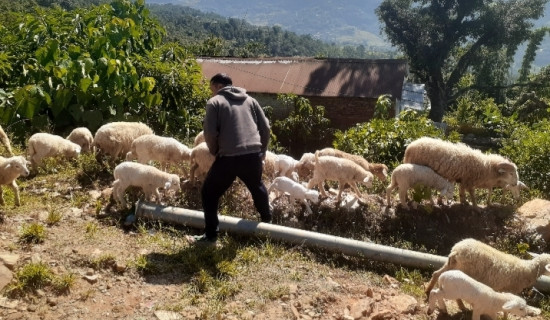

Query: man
[[190, 73, 272, 244]]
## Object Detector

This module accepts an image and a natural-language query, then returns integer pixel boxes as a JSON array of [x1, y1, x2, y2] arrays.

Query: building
[[197, 57, 409, 130]]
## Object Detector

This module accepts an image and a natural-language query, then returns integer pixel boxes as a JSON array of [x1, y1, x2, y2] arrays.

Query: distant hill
[[148, 0, 550, 69]]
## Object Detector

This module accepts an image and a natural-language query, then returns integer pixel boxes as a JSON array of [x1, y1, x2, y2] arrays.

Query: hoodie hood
[[217, 86, 248, 101]]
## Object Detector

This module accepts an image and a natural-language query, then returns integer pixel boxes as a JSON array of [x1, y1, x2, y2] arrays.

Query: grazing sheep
[[403, 137, 519, 208], [317, 147, 388, 182], [193, 130, 205, 147], [0, 156, 29, 206], [112, 161, 181, 208], [93, 121, 153, 164], [27, 133, 81, 170], [126, 134, 191, 176], [386, 163, 455, 209], [295, 152, 315, 180], [425, 238, 550, 298], [307, 151, 374, 203], [485, 180, 528, 206], [66, 127, 94, 153], [274, 154, 300, 180], [0, 125, 13, 156], [428, 270, 541, 320], [268, 176, 319, 214], [188, 142, 215, 183], [262, 150, 279, 179]]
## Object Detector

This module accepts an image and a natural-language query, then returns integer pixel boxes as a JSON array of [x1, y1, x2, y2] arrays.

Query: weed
[[46, 209, 62, 226], [19, 223, 46, 244], [7, 262, 53, 296], [51, 272, 76, 294], [262, 285, 290, 300], [85, 221, 98, 238], [132, 255, 160, 275], [79, 288, 95, 301], [395, 267, 426, 298], [90, 253, 116, 270]]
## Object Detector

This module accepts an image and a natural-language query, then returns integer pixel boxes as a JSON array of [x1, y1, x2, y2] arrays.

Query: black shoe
[[187, 234, 217, 245], [261, 216, 272, 223]]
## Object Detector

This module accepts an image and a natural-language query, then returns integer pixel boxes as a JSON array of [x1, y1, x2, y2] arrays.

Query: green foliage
[[19, 223, 46, 244], [374, 94, 393, 120], [272, 94, 333, 158], [500, 121, 550, 198], [7, 262, 53, 296], [333, 111, 458, 169]]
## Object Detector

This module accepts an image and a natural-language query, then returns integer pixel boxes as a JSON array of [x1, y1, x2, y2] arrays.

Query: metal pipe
[[135, 201, 550, 292]]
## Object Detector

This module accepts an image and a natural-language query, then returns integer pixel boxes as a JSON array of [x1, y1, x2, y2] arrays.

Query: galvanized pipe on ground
[[134, 200, 550, 293]]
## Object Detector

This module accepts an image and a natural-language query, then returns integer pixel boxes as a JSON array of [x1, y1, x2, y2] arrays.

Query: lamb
[[403, 137, 519, 208], [274, 154, 300, 180], [0, 156, 29, 206], [112, 161, 181, 208], [307, 151, 374, 203], [0, 125, 13, 156], [386, 163, 455, 209], [93, 121, 153, 164], [66, 127, 94, 153], [425, 238, 550, 297], [188, 142, 215, 183], [126, 134, 191, 176], [27, 132, 81, 170], [268, 176, 319, 214], [262, 150, 279, 179], [317, 147, 388, 182], [428, 269, 541, 320], [295, 152, 315, 180]]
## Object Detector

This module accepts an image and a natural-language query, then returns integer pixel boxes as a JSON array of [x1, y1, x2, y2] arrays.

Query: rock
[[517, 199, 550, 241], [387, 294, 418, 314], [154, 310, 182, 320], [0, 253, 19, 270], [349, 298, 373, 319], [83, 274, 99, 284], [0, 264, 13, 291]]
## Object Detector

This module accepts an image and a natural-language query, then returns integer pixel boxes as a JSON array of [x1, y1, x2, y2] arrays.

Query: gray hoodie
[[203, 86, 270, 157]]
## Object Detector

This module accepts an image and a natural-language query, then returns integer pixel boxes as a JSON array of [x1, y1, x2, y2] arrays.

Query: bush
[[500, 120, 550, 198], [332, 110, 459, 170]]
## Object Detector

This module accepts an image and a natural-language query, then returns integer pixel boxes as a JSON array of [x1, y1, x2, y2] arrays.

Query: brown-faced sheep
[[403, 137, 518, 208]]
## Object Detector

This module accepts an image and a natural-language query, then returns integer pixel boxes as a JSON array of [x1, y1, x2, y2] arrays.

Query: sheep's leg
[[385, 180, 397, 206], [456, 299, 467, 310], [302, 199, 313, 214], [0, 186, 4, 206], [467, 187, 478, 208], [487, 187, 493, 206], [308, 178, 327, 197], [459, 185, 467, 204], [471, 308, 481, 320], [398, 185, 409, 209], [189, 162, 198, 182], [114, 182, 129, 207], [350, 181, 362, 199], [425, 263, 450, 296], [9, 181, 20, 206]]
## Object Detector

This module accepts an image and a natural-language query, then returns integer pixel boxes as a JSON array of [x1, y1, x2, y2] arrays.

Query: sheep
[[27, 133, 81, 170], [125, 134, 191, 176], [0, 156, 29, 206], [485, 180, 528, 206], [425, 238, 550, 298], [193, 130, 205, 147], [428, 269, 541, 320], [93, 121, 153, 164], [262, 150, 279, 179], [268, 176, 319, 214], [66, 127, 94, 153], [0, 125, 13, 156], [403, 137, 519, 208], [274, 154, 300, 180], [112, 161, 181, 208], [188, 142, 215, 183], [295, 152, 315, 180], [386, 163, 455, 209], [307, 151, 374, 203], [317, 147, 388, 182]]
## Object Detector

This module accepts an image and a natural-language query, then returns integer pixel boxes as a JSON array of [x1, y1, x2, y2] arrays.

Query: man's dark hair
[[210, 73, 233, 86]]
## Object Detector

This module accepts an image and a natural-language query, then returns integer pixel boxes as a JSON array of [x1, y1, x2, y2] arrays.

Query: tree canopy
[[377, 0, 549, 122]]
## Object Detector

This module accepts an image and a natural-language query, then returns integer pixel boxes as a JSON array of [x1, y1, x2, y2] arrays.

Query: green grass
[[18, 223, 46, 244]]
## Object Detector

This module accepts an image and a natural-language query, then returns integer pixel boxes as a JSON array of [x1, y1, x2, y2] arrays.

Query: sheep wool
[[27, 132, 81, 169], [425, 238, 550, 296], [0, 156, 29, 206], [317, 147, 388, 181], [403, 137, 518, 207], [268, 176, 319, 214], [93, 121, 153, 163], [188, 142, 215, 183], [126, 134, 191, 175], [112, 161, 181, 207], [0, 125, 13, 156]]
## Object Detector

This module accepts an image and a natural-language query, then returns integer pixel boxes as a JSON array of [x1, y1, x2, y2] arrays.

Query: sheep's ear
[[363, 176, 371, 183], [497, 162, 515, 173], [164, 181, 172, 189], [382, 168, 388, 177], [545, 264, 550, 273]]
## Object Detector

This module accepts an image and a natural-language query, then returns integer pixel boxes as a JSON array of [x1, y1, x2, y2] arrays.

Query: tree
[[377, 0, 548, 122]]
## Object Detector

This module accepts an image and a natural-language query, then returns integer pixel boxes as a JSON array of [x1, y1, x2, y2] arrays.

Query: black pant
[[201, 152, 271, 239]]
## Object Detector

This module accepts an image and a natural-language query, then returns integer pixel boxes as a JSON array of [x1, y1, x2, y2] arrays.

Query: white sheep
[[386, 163, 455, 209], [268, 176, 319, 214], [193, 130, 205, 147], [0, 156, 29, 206], [274, 154, 300, 180], [485, 180, 528, 206], [317, 147, 388, 182], [428, 269, 541, 320], [0, 125, 13, 156], [403, 137, 519, 208], [188, 142, 215, 183], [425, 238, 550, 298], [307, 151, 374, 203], [295, 152, 315, 180], [112, 161, 181, 208], [66, 127, 94, 153], [27, 132, 81, 170], [93, 121, 153, 164], [262, 150, 279, 179], [126, 134, 191, 176]]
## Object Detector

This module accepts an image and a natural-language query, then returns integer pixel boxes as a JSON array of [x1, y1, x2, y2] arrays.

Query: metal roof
[[197, 57, 408, 99]]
